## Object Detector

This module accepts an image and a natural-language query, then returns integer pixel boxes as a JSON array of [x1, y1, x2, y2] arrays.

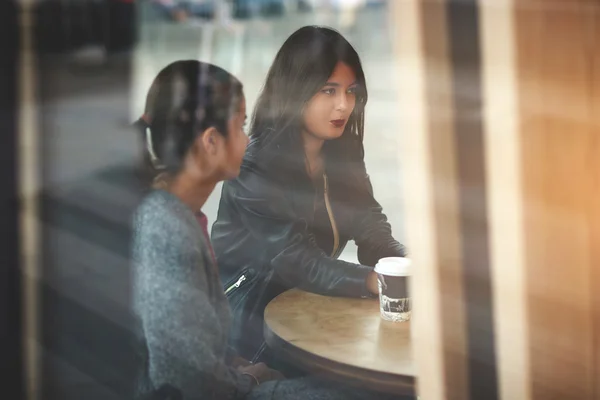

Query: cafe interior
[[1, 0, 598, 399]]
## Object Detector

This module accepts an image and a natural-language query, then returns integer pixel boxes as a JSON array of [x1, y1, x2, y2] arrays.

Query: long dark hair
[[250, 26, 368, 172], [133, 60, 243, 182]]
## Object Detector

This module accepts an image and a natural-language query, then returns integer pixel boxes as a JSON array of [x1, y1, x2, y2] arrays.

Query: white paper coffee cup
[[374, 257, 412, 322]]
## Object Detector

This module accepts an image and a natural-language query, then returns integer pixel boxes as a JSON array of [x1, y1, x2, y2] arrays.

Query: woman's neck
[[302, 131, 325, 179], [166, 173, 216, 213]]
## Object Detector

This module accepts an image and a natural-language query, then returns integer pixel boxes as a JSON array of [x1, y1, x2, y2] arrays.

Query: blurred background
[[1, 1, 598, 400], [12, 1, 406, 399]]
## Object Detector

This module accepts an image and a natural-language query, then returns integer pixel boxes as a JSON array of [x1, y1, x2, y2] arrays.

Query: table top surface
[[264, 289, 415, 379]]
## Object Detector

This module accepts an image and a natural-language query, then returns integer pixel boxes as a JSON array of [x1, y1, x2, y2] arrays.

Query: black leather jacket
[[211, 136, 406, 360]]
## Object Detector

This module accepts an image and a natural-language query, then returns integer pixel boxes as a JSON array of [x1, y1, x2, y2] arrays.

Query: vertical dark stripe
[[446, 1, 499, 399], [420, 1, 470, 398], [36, 1, 137, 397], [0, 0, 24, 397]]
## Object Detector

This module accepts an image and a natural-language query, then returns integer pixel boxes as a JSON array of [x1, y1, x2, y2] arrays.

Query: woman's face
[[221, 95, 249, 179], [302, 62, 358, 141], [185, 95, 248, 184]]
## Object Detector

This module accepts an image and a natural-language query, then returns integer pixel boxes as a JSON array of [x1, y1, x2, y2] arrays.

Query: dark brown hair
[[134, 60, 243, 180], [251, 26, 367, 157]]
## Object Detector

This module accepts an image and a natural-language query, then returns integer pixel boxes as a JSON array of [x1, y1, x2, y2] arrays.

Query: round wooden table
[[264, 289, 416, 396]]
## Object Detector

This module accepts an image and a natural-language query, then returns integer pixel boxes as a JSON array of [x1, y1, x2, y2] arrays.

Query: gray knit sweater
[[132, 190, 255, 399], [132, 190, 407, 400]]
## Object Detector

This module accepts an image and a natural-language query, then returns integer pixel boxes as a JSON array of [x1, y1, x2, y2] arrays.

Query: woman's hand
[[231, 356, 253, 369], [238, 362, 285, 385], [366, 270, 380, 295]]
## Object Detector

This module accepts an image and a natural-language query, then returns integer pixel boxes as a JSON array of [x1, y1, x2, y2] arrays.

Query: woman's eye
[[322, 88, 335, 95], [347, 87, 357, 95]]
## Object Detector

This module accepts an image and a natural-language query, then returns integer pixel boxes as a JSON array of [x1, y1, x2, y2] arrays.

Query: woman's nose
[[336, 93, 349, 112]]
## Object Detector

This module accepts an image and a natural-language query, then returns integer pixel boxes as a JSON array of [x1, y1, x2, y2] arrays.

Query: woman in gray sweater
[[131, 60, 410, 400]]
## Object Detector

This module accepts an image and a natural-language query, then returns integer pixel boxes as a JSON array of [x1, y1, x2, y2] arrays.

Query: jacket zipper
[[323, 174, 340, 258], [224, 274, 247, 295]]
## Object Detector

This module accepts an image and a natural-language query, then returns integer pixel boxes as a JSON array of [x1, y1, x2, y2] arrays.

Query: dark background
[[0, 0, 23, 397]]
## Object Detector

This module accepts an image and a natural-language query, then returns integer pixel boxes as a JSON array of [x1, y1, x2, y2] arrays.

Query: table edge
[[264, 320, 416, 396]]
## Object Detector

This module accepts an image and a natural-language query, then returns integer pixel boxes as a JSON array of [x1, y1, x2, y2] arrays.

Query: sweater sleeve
[[133, 205, 255, 400]]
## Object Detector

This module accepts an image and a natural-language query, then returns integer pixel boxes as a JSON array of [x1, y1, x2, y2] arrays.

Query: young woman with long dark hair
[[211, 26, 407, 364], [131, 59, 407, 400]]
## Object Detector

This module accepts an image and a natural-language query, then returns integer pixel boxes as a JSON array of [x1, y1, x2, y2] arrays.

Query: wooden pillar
[[392, 1, 600, 399], [514, 2, 599, 399]]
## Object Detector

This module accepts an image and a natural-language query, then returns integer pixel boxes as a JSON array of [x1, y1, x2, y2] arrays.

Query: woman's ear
[[198, 127, 220, 155], [189, 127, 226, 175]]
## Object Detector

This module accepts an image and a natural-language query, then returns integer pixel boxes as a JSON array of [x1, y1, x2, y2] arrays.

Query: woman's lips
[[330, 119, 346, 128]]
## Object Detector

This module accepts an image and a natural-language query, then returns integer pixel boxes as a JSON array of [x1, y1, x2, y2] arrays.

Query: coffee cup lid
[[374, 257, 412, 277]]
